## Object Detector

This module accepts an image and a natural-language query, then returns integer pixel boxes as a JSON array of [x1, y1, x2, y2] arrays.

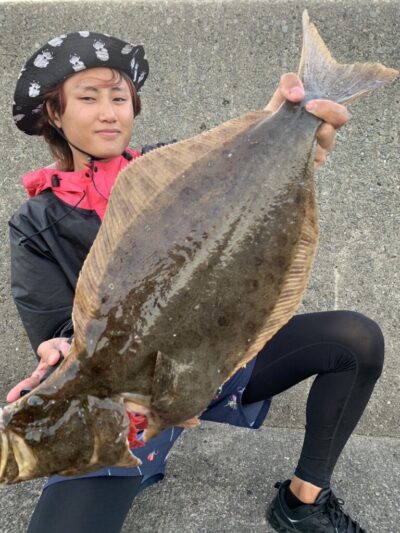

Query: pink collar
[[23, 149, 141, 219]]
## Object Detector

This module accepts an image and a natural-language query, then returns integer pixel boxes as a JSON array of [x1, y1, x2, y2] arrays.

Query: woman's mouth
[[96, 130, 121, 138]]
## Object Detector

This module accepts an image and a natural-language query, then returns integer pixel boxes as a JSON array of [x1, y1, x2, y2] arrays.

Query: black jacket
[[9, 189, 101, 355], [9, 142, 174, 356]]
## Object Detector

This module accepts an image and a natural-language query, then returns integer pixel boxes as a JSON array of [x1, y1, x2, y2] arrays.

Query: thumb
[[47, 351, 61, 365], [37, 340, 62, 366]]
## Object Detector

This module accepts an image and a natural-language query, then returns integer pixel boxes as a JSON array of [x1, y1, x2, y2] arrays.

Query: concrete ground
[[1, 423, 399, 532], [0, 0, 399, 531]]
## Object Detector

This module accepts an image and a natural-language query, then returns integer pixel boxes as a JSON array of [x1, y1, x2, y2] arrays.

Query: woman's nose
[[98, 100, 117, 121]]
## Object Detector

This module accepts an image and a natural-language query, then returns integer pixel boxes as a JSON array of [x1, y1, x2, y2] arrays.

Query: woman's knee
[[339, 311, 385, 380]]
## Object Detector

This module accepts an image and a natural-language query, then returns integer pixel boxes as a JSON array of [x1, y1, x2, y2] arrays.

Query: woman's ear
[[46, 101, 62, 128]]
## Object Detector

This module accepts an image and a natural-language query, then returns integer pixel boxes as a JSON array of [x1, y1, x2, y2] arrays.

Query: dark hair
[[36, 69, 141, 171]]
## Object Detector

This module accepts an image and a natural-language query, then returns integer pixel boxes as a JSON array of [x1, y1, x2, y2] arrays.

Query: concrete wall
[[0, 0, 399, 442]]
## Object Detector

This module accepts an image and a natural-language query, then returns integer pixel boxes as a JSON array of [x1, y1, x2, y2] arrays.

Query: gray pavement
[[0, 1, 399, 532], [1, 423, 399, 532]]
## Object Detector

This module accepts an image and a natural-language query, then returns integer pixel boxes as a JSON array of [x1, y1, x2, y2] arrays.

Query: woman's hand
[[6, 337, 71, 403], [264, 73, 350, 170]]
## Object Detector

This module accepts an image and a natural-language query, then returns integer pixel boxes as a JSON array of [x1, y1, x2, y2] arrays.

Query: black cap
[[13, 31, 149, 136]]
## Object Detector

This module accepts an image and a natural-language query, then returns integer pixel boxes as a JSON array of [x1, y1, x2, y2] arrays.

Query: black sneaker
[[266, 480, 366, 532]]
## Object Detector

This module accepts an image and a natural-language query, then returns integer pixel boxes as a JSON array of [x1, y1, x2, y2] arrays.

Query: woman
[[7, 32, 383, 533]]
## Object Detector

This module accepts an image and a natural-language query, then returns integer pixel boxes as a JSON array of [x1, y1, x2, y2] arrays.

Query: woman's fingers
[[313, 145, 328, 171], [6, 363, 47, 403], [279, 73, 305, 102], [264, 73, 304, 112], [37, 337, 70, 365], [263, 74, 349, 172], [308, 101, 348, 171], [306, 99, 349, 129], [315, 123, 336, 152], [6, 337, 71, 403]]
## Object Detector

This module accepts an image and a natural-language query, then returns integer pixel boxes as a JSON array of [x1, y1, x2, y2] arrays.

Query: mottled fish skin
[[87, 103, 321, 426], [1, 9, 398, 484]]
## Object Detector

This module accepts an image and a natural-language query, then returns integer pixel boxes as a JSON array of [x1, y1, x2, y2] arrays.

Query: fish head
[[0, 394, 139, 485]]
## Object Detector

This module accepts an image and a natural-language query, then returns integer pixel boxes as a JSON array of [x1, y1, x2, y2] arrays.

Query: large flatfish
[[0, 11, 397, 484]]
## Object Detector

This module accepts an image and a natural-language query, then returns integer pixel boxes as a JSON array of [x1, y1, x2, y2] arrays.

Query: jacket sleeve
[[9, 222, 74, 357]]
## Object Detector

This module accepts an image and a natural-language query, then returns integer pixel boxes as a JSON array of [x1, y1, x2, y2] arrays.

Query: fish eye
[[27, 395, 44, 407]]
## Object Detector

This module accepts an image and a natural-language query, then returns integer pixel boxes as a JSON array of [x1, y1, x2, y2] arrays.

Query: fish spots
[[275, 256, 287, 269], [264, 272, 275, 284], [295, 190, 305, 205], [279, 233, 288, 247], [179, 186, 200, 202], [246, 321, 257, 334], [245, 279, 259, 292], [217, 315, 229, 327]]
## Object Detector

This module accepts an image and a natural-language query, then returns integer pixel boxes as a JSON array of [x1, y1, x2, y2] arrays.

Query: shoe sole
[[266, 506, 296, 533]]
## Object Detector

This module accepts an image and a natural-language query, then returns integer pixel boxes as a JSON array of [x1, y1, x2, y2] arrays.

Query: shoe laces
[[324, 491, 364, 532]]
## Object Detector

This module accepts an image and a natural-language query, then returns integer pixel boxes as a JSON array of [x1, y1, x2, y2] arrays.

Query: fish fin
[[113, 447, 142, 468], [142, 426, 162, 442], [72, 110, 270, 349], [7, 430, 38, 482], [142, 416, 201, 443], [149, 352, 202, 432], [299, 9, 398, 104], [0, 431, 10, 482], [120, 394, 152, 415], [176, 416, 201, 429]]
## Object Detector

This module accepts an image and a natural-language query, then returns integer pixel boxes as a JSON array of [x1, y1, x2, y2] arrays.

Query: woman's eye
[[79, 97, 95, 101], [114, 98, 128, 102]]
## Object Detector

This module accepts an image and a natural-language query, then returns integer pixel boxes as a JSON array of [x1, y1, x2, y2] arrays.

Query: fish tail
[[299, 10, 398, 104]]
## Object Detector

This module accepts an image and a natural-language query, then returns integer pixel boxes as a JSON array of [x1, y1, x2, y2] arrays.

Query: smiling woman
[[6, 19, 391, 533], [46, 68, 136, 170], [37, 68, 141, 171]]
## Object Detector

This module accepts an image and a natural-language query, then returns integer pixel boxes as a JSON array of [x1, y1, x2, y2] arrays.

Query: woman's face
[[51, 67, 134, 171]]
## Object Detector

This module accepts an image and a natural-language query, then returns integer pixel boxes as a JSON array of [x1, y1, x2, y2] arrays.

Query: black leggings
[[242, 310, 384, 487], [27, 311, 384, 533]]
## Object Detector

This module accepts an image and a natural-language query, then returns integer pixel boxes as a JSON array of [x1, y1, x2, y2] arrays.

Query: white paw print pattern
[[29, 81, 41, 98], [34, 50, 53, 68], [48, 35, 66, 47], [79, 31, 90, 37], [70, 54, 86, 72], [137, 71, 146, 84], [32, 103, 43, 114], [121, 44, 134, 55], [93, 40, 109, 61], [13, 114, 25, 123], [131, 57, 140, 82]]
